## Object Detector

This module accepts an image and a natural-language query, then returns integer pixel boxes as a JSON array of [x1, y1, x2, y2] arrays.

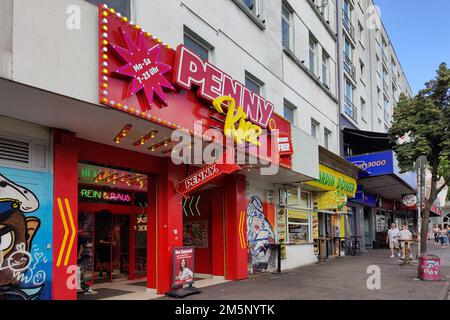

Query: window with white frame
[[286, 191, 312, 244], [311, 119, 320, 140], [318, 0, 330, 21], [243, 0, 259, 14], [283, 100, 297, 126], [184, 28, 212, 61], [309, 35, 318, 76], [358, 21, 365, 48], [324, 128, 331, 150], [361, 97, 367, 121], [344, 80, 356, 120], [245, 72, 263, 95], [282, 2, 293, 50], [322, 51, 330, 87]]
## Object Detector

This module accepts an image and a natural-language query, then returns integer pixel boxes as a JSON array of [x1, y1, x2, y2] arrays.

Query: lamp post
[[415, 155, 427, 258]]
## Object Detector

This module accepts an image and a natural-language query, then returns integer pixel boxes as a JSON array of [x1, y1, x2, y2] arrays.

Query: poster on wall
[[183, 221, 208, 248], [172, 247, 195, 287], [376, 215, 387, 232], [277, 208, 287, 259]]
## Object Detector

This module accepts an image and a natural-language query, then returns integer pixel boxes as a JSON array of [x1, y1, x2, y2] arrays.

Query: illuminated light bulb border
[[98, 6, 286, 168], [114, 124, 133, 144], [133, 130, 158, 147]]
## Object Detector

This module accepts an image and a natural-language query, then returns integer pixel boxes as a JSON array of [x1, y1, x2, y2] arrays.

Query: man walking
[[386, 223, 401, 258]]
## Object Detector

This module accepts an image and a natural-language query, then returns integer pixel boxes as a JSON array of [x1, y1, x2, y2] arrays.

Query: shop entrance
[[77, 163, 149, 286], [182, 187, 225, 280]]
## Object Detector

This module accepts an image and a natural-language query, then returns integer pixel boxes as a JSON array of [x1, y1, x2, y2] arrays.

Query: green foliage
[[388, 63, 450, 180]]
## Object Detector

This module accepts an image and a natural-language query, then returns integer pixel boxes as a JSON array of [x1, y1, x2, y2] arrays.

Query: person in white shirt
[[386, 223, 401, 258], [399, 224, 413, 259]]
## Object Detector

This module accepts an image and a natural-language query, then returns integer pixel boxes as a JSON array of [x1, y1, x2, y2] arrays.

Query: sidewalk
[[161, 245, 450, 300]]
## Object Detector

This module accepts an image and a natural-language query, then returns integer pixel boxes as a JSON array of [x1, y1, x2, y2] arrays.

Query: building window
[[324, 128, 331, 150], [360, 59, 365, 79], [282, 2, 292, 49], [287, 202, 312, 244], [311, 119, 319, 140], [309, 35, 318, 76], [283, 101, 297, 126], [358, 21, 365, 47], [245, 72, 263, 95], [322, 51, 330, 87], [318, 0, 330, 21], [243, 0, 258, 14], [345, 80, 356, 121], [86, 0, 130, 17], [184, 28, 212, 61], [361, 97, 367, 121]]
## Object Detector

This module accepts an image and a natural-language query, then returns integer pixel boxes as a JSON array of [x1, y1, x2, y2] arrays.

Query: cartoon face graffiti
[[247, 196, 276, 274], [0, 174, 42, 300]]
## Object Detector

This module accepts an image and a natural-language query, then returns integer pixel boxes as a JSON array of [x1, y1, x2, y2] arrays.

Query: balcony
[[345, 96, 358, 122], [342, 12, 355, 41], [344, 54, 356, 80]]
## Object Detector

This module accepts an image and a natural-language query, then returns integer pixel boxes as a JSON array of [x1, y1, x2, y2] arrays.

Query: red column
[[155, 161, 184, 294], [146, 176, 158, 289], [211, 189, 225, 277], [52, 130, 78, 300], [224, 174, 248, 280]]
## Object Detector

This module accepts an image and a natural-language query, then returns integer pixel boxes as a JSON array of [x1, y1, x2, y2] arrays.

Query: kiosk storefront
[[303, 147, 359, 260]]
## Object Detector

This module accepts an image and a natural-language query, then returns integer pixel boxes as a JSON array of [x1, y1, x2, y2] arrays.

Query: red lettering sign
[[173, 45, 274, 128], [176, 153, 241, 197]]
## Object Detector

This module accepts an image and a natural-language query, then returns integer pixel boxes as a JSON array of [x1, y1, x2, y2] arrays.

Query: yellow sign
[[287, 209, 310, 220], [212, 96, 262, 146], [305, 164, 357, 197], [314, 190, 348, 210], [312, 211, 319, 240], [340, 215, 346, 238]]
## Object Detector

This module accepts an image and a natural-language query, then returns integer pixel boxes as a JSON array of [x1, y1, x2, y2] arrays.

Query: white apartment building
[[338, 0, 413, 156]]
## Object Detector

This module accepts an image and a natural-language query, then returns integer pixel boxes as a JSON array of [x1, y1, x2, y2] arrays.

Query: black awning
[[343, 128, 393, 154]]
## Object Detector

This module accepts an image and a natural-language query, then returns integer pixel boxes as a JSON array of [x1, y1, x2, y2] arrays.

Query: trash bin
[[418, 255, 441, 281]]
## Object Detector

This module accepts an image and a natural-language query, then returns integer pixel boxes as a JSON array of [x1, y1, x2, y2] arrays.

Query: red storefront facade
[[50, 4, 293, 300]]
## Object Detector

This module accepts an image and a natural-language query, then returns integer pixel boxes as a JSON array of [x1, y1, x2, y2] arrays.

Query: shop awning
[[347, 150, 417, 201], [343, 128, 393, 154]]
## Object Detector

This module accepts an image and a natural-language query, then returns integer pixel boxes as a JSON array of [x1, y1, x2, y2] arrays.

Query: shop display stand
[[166, 284, 201, 298]]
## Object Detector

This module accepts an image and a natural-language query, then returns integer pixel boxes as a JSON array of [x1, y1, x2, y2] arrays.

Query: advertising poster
[[183, 221, 208, 248], [172, 247, 195, 287], [277, 209, 287, 259]]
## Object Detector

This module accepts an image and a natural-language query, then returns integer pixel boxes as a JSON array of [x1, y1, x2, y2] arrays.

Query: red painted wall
[[156, 161, 184, 294], [211, 189, 225, 277], [224, 175, 248, 280], [52, 131, 79, 300]]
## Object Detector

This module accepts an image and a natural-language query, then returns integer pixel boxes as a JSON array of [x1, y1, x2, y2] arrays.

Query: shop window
[[85, 0, 130, 18], [300, 192, 312, 209], [286, 187, 299, 206], [287, 209, 311, 244]]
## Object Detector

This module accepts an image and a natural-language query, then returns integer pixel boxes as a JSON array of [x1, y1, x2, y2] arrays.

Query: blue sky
[[375, 0, 450, 94]]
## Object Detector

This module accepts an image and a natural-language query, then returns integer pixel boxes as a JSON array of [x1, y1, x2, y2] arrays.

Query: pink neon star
[[110, 27, 174, 111]]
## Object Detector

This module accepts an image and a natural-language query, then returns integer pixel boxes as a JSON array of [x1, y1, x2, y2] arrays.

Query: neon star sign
[[110, 27, 174, 111]]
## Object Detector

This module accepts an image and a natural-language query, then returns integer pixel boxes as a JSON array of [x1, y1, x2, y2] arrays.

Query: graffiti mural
[[247, 195, 276, 274], [0, 173, 47, 300]]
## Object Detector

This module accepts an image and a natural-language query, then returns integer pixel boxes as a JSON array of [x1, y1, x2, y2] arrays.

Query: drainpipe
[[336, 0, 344, 157]]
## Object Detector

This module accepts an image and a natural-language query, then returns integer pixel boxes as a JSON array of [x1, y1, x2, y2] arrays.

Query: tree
[[389, 63, 450, 254]]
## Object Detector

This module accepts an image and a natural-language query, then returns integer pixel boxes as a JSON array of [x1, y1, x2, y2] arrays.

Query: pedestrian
[[399, 224, 413, 259], [433, 225, 441, 245], [439, 227, 448, 249], [386, 223, 401, 258]]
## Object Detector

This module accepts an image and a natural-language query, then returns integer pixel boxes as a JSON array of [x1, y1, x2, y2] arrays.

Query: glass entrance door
[[112, 215, 130, 281]]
